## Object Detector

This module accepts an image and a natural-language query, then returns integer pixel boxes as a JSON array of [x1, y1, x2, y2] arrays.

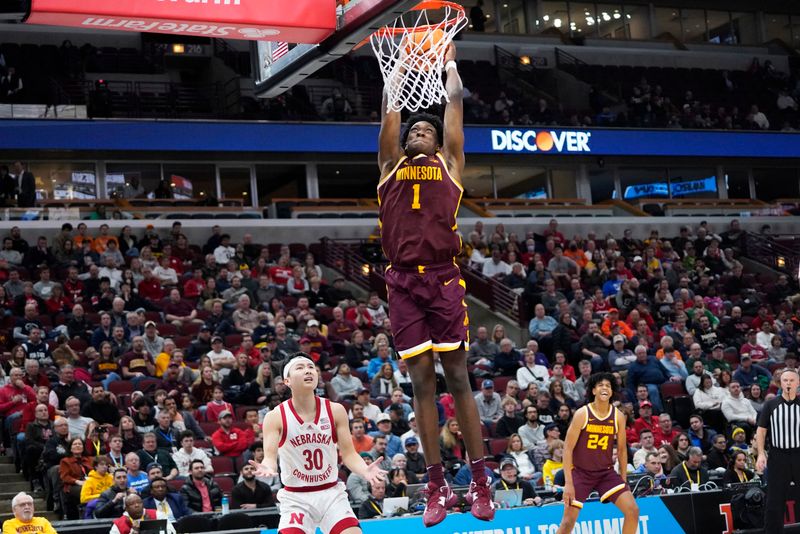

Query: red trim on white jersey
[[325, 399, 337, 444], [278, 403, 288, 447], [283, 480, 339, 492], [330, 516, 360, 534]]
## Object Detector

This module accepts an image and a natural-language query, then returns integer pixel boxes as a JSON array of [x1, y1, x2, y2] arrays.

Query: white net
[[369, 1, 467, 113]]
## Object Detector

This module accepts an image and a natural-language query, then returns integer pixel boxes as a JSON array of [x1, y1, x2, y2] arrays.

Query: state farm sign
[[26, 0, 336, 43]]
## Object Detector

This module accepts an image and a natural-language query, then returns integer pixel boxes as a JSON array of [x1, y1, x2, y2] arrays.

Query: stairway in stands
[[0, 455, 58, 523]]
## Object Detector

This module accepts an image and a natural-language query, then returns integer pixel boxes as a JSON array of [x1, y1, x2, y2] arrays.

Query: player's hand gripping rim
[[249, 460, 278, 479], [366, 456, 388, 485]]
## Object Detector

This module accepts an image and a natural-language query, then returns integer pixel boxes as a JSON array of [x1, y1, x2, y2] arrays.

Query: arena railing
[[745, 231, 800, 279]]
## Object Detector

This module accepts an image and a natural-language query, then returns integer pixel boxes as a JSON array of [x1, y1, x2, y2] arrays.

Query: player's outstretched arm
[[441, 43, 464, 176], [561, 406, 587, 506], [250, 408, 280, 478], [378, 89, 402, 178], [615, 410, 628, 480], [332, 402, 386, 485]]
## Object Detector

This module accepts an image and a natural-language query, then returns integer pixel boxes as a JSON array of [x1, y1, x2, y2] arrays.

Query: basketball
[[403, 28, 446, 71]]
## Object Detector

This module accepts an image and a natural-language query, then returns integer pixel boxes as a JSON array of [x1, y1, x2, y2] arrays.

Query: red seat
[[157, 323, 179, 337], [234, 405, 260, 420], [108, 381, 134, 396], [213, 476, 235, 494], [493, 376, 511, 393], [174, 335, 192, 349], [182, 322, 201, 336], [200, 422, 218, 436], [145, 311, 161, 323], [167, 479, 185, 492], [225, 334, 242, 348], [68, 338, 88, 352], [489, 438, 508, 457], [211, 456, 235, 476], [660, 382, 687, 399]]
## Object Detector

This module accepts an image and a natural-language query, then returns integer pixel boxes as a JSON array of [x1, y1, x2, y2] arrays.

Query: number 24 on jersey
[[587, 434, 610, 450]]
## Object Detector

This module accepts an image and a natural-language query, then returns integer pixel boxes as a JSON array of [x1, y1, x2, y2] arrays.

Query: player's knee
[[623, 500, 639, 518]]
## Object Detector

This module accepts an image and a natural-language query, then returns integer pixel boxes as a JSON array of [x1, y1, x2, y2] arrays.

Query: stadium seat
[[489, 438, 508, 457], [108, 381, 134, 396], [210, 456, 236, 476], [659, 382, 687, 399]]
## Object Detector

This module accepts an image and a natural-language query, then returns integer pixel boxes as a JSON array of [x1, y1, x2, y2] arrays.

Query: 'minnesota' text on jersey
[[573, 405, 617, 471], [278, 396, 339, 489], [378, 152, 463, 267]]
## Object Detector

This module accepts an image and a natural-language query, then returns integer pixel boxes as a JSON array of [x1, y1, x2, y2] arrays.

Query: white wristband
[[444, 60, 457, 73]]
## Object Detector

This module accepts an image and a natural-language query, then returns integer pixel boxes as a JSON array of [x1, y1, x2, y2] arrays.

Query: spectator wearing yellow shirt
[[2, 492, 56, 534], [80, 456, 114, 503], [541, 439, 565, 488]]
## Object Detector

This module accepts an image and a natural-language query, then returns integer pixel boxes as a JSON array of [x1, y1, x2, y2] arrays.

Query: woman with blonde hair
[[439, 418, 465, 474], [504, 433, 537, 480]]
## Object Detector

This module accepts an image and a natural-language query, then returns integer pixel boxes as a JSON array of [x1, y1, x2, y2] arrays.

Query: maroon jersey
[[378, 152, 463, 267], [573, 404, 618, 471]]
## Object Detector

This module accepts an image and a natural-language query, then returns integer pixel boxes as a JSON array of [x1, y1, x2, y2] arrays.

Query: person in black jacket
[[81, 385, 121, 426], [491, 457, 541, 507], [143, 477, 193, 520], [41, 417, 70, 512], [230, 463, 273, 510], [357, 479, 386, 519], [180, 460, 223, 512], [13, 161, 36, 208], [94, 468, 135, 518], [495, 396, 525, 438]]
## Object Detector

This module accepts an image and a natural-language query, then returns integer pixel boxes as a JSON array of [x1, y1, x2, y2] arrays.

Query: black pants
[[765, 447, 800, 533]]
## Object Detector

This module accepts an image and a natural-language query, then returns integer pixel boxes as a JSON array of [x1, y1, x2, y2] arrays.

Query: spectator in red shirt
[[740, 329, 769, 363], [631, 400, 660, 445], [137, 268, 163, 302], [183, 268, 206, 299], [235, 334, 261, 368], [0, 367, 37, 438], [63, 267, 85, 305], [653, 412, 680, 447], [18, 385, 55, 430], [268, 256, 292, 288], [345, 299, 373, 331], [542, 218, 564, 245], [211, 410, 254, 457]]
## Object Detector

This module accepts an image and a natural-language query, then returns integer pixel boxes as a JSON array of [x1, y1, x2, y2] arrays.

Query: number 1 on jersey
[[411, 183, 421, 210]]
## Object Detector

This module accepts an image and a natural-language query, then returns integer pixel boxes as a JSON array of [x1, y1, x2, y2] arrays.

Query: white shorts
[[277, 482, 360, 534]]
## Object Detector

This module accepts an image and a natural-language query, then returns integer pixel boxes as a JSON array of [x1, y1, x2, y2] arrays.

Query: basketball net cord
[[370, 2, 467, 113]]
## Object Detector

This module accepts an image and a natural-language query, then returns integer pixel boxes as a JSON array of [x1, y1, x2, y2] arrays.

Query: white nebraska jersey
[[278, 396, 340, 489]]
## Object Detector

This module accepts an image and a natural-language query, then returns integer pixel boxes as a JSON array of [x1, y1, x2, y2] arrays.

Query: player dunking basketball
[[557, 373, 639, 534], [377, 42, 494, 527], [252, 354, 385, 534]]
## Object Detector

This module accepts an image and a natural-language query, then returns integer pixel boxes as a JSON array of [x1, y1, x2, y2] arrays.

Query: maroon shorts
[[570, 466, 629, 508], [384, 262, 469, 359]]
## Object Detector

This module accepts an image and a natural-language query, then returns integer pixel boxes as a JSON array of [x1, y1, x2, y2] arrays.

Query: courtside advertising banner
[[26, 0, 336, 43]]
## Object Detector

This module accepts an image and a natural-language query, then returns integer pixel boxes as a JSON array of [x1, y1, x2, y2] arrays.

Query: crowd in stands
[[0, 215, 796, 524], [462, 216, 799, 496]]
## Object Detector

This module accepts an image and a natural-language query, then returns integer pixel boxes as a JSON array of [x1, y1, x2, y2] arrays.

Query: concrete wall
[[7, 216, 793, 246]]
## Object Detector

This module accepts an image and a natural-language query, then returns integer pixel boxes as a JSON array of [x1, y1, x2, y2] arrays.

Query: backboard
[[253, 0, 421, 98]]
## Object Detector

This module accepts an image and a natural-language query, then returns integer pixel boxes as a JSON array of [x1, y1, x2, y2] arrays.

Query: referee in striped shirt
[[756, 367, 800, 534]]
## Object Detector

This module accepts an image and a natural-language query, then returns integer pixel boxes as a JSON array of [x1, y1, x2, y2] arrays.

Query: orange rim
[[354, 0, 465, 50]]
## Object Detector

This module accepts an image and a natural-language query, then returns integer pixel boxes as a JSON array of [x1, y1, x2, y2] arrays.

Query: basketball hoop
[[368, 1, 467, 113]]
